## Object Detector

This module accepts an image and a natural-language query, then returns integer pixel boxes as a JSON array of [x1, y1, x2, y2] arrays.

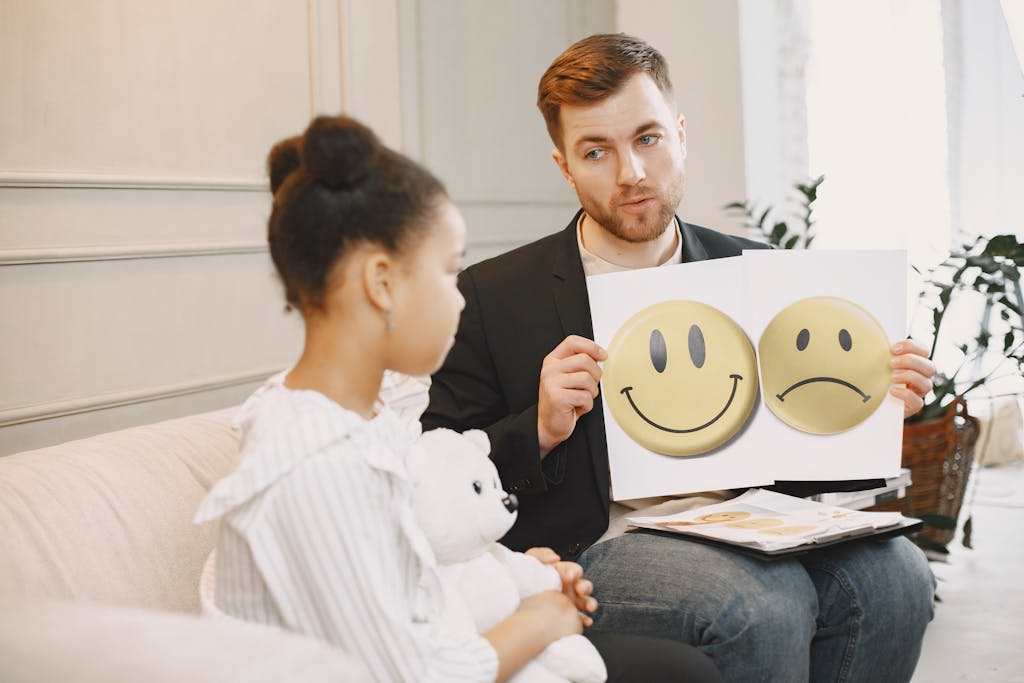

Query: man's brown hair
[[537, 33, 674, 150]]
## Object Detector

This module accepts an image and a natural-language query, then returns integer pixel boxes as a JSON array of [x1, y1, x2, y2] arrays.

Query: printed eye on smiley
[[758, 296, 890, 435], [603, 301, 759, 456]]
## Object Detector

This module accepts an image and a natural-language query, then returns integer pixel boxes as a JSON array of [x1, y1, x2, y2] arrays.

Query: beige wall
[[0, 0, 749, 454], [617, 0, 748, 234], [1, 1, 332, 454]]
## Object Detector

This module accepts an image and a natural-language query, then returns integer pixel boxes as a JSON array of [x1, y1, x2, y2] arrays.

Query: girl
[[196, 115, 720, 682]]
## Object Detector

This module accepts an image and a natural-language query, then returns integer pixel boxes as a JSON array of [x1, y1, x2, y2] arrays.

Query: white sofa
[[0, 408, 369, 682]]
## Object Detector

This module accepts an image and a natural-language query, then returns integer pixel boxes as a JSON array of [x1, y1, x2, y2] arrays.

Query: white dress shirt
[[195, 372, 498, 682]]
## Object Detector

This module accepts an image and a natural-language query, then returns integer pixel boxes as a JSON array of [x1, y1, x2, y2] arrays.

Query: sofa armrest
[[0, 599, 370, 683]]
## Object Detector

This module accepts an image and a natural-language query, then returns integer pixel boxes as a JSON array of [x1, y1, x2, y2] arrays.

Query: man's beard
[[578, 172, 685, 244]]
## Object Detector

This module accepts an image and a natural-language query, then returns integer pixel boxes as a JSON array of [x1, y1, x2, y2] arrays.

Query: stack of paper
[[627, 489, 911, 554]]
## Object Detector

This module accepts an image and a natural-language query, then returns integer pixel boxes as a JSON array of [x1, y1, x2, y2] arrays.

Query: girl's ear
[[363, 250, 395, 312]]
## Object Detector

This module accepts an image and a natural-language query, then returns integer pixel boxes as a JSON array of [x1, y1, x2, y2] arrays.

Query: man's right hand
[[537, 335, 606, 457]]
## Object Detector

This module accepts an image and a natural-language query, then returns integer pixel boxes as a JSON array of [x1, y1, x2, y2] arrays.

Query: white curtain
[[943, 0, 1024, 242], [804, 0, 952, 270]]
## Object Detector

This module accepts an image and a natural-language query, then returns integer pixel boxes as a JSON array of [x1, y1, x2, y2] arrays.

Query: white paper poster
[[587, 250, 906, 501]]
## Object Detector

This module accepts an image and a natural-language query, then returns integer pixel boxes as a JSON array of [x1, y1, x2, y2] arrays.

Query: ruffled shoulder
[[194, 375, 413, 523]]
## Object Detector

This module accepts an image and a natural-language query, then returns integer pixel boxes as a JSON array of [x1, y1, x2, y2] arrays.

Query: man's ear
[[677, 114, 687, 159], [551, 148, 576, 189], [362, 250, 395, 312]]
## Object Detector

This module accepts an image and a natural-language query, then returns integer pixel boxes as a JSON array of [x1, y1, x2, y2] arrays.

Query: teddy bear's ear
[[462, 429, 491, 455]]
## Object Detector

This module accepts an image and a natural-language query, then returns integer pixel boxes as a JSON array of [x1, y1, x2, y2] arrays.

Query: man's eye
[[639, 134, 658, 145], [585, 149, 604, 160]]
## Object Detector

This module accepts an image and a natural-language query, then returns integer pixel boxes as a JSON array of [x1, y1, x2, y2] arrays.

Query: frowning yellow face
[[603, 300, 759, 456], [758, 297, 890, 435]]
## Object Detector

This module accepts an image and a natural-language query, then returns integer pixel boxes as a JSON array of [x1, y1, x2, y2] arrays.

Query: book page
[[627, 489, 906, 553]]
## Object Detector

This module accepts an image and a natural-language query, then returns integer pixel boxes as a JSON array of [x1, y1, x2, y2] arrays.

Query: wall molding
[[0, 366, 286, 428], [0, 171, 265, 191], [0, 241, 267, 265]]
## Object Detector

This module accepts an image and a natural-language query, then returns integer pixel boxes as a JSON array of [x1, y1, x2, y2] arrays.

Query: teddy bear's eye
[[493, 478, 498, 489], [472, 481, 483, 494]]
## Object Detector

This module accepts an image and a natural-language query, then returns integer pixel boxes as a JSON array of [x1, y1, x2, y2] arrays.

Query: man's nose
[[617, 150, 645, 186]]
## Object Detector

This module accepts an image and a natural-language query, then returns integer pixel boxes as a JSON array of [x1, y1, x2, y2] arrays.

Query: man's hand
[[889, 339, 936, 419], [525, 547, 598, 627], [538, 335, 607, 457]]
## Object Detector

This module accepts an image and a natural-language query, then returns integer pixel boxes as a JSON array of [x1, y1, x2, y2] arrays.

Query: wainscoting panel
[[0, 1, 312, 180], [0, 187, 271, 251], [404, 0, 613, 263], [0, 0, 325, 453], [0, 252, 303, 417]]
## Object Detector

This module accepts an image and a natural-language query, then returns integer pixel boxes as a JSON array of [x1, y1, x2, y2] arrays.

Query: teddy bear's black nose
[[503, 493, 518, 513]]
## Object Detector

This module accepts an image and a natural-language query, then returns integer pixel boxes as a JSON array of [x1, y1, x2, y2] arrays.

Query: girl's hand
[[525, 547, 560, 564], [518, 591, 583, 639], [525, 547, 598, 626]]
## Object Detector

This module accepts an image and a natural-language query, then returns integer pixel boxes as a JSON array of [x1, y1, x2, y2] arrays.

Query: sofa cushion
[[0, 408, 240, 612], [0, 599, 370, 682]]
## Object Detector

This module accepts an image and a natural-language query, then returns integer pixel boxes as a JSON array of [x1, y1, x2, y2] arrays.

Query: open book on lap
[[626, 489, 922, 558]]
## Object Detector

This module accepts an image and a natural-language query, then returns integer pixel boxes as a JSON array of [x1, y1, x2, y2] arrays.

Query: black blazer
[[422, 211, 769, 558]]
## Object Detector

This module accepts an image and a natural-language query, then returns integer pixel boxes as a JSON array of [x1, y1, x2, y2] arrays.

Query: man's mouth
[[619, 196, 655, 213]]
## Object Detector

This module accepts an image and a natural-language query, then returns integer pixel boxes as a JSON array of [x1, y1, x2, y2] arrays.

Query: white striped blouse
[[195, 373, 498, 682]]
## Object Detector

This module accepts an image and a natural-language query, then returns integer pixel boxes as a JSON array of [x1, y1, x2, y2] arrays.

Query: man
[[424, 34, 936, 681]]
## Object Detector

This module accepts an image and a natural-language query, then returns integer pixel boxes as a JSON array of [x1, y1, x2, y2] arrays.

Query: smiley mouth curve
[[619, 374, 743, 434], [776, 377, 870, 403]]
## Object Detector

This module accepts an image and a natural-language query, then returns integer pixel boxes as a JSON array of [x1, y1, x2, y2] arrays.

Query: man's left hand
[[889, 340, 936, 419]]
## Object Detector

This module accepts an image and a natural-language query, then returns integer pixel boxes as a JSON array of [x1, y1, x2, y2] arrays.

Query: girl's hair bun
[[302, 115, 380, 189], [267, 135, 302, 195]]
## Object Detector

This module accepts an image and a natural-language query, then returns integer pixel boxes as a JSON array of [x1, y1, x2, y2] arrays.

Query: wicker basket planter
[[875, 397, 980, 546]]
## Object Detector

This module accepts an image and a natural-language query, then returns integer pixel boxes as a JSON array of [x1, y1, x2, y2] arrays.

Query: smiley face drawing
[[603, 300, 759, 456], [758, 297, 890, 435]]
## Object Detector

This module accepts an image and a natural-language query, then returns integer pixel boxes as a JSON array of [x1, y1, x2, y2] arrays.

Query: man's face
[[553, 73, 686, 243]]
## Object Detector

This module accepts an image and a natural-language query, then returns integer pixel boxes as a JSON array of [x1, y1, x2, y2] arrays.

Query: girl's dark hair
[[267, 115, 447, 311]]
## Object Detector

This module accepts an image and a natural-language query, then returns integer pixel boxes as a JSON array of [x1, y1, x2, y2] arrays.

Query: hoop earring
[[384, 310, 394, 333]]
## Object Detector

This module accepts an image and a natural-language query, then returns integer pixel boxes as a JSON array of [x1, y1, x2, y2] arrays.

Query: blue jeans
[[578, 532, 935, 683]]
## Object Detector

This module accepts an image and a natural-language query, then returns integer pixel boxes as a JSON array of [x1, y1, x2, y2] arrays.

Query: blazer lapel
[[679, 217, 710, 262], [550, 211, 594, 338], [547, 215, 695, 512], [548, 211, 611, 514]]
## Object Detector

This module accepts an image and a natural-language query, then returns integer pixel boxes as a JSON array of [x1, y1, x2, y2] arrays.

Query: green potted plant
[[725, 174, 825, 249], [901, 234, 1024, 553]]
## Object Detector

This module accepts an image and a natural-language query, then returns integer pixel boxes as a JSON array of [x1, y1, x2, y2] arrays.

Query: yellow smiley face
[[758, 297, 890, 435], [696, 511, 750, 523], [603, 301, 759, 456]]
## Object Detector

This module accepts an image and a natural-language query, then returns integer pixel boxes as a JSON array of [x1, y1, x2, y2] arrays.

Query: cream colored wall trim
[[0, 366, 285, 428], [336, 0, 351, 113], [397, 0, 423, 159], [308, 0, 344, 116], [0, 171, 264, 191], [0, 242, 267, 266]]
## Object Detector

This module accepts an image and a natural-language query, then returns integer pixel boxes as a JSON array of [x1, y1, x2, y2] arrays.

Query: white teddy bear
[[408, 428, 607, 683]]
